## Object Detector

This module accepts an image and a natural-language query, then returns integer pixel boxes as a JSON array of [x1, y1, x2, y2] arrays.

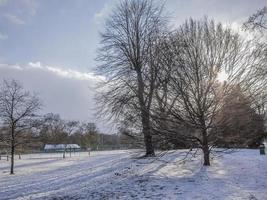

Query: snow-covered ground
[[0, 149, 266, 200]]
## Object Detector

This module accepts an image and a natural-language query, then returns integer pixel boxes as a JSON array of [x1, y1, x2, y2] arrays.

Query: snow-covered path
[[0, 149, 266, 200]]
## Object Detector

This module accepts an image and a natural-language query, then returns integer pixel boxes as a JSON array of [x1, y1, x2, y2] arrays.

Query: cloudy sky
[[0, 0, 266, 133]]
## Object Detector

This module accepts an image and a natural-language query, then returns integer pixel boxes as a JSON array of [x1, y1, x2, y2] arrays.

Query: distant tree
[[63, 120, 79, 158], [63, 120, 80, 158], [38, 113, 67, 145], [74, 122, 99, 149], [38, 114, 104, 151], [215, 85, 266, 148], [0, 79, 41, 174], [96, 0, 166, 156]]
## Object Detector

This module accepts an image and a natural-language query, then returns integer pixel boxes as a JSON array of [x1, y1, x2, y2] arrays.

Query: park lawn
[[0, 149, 266, 200]]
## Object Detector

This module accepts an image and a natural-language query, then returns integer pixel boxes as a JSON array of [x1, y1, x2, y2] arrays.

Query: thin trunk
[[202, 130, 210, 166], [63, 147, 66, 158], [10, 125, 15, 174], [142, 111, 155, 156], [10, 144, 15, 174]]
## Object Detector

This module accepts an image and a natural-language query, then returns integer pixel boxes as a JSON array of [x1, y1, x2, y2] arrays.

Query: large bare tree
[[96, 0, 166, 156], [0, 79, 41, 174], [157, 18, 266, 165]]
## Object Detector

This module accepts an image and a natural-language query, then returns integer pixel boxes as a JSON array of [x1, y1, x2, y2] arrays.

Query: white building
[[44, 144, 81, 152]]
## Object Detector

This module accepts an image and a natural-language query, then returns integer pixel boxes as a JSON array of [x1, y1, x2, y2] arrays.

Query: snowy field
[[0, 149, 266, 200]]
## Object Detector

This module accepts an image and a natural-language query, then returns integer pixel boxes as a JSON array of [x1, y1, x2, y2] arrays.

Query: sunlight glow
[[217, 70, 228, 83]]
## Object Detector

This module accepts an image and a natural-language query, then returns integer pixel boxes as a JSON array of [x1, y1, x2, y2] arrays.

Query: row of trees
[[37, 113, 125, 151], [37, 113, 99, 150], [0, 80, 128, 174], [96, 0, 267, 166]]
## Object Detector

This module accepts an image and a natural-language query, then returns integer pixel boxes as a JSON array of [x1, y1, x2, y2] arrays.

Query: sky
[[0, 0, 266, 133]]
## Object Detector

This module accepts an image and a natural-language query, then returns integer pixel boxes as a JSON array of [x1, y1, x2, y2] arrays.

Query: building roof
[[44, 144, 81, 150]]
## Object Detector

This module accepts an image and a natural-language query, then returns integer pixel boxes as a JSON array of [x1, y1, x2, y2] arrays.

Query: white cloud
[[0, 62, 103, 82], [28, 61, 42, 69], [0, 32, 8, 40], [28, 62, 103, 81], [0, 61, 110, 133], [4, 13, 26, 25]]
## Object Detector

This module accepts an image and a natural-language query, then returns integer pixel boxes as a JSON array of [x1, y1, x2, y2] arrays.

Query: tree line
[[0, 80, 132, 174], [96, 0, 267, 166]]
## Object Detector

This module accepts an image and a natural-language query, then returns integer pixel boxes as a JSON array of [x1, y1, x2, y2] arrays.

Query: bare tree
[[78, 122, 100, 149], [38, 114, 102, 150], [38, 113, 67, 145], [0, 79, 42, 174], [158, 18, 266, 165], [244, 7, 267, 32], [63, 120, 79, 158], [96, 0, 166, 156], [244, 7, 267, 124]]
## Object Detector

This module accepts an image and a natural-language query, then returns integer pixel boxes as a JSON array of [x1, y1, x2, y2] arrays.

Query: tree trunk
[[142, 111, 155, 156], [10, 140, 15, 174], [202, 130, 210, 166], [144, 130, 154, 156], [63, 148, 66, 158], [136, 69, 155, 156], [10, 124, 15, 174]]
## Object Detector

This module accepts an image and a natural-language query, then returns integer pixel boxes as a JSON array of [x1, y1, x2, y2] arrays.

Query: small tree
[[78, 122, 99, 149], [0, 79, 41, 174], [63, 120, 79, 158]]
